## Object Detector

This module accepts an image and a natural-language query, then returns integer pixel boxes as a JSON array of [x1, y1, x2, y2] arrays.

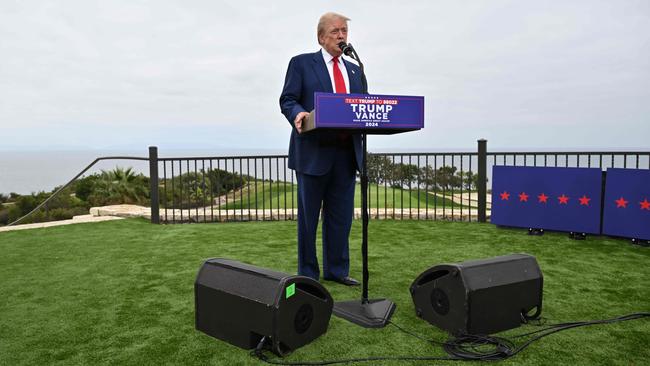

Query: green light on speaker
[[286, 283, 296, 299]]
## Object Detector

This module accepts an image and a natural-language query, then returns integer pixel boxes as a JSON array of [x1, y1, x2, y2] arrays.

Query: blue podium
[[305, 92, 424, 328]]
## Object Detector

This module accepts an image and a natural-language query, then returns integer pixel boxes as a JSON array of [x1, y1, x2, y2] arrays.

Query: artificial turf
[[0, 219, 648, 365], [218, 182, 461, 210]]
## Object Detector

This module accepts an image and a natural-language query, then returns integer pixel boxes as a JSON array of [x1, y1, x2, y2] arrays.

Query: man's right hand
[[294, 112, 310, 134]]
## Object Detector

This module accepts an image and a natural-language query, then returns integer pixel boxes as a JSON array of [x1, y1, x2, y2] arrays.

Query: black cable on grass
[[251, 342, 456, 365], [251, 312, 649, 365]]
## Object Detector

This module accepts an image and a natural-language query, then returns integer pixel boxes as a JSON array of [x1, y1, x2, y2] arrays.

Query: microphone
[[338, 41, 366, 94], [338, 42, 354, 57]]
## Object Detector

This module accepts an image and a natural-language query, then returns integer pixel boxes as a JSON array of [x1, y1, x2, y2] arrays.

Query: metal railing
[[149, 142, 650, 224], [156, 153, 294, 224], [7, 141, 649, 226], [154, 150, 486, 224], [150, 141, 487, 224], [487, 152, 650, 170], [7, 156, 149, 226]]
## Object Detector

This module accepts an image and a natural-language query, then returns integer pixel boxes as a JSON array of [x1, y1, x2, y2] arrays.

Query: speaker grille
[[294, 304, 314, 334], [430, 288, 450, 315]]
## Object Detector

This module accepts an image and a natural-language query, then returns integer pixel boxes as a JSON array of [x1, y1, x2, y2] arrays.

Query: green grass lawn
[[1, 219, 648, 365], [220, 181, 461, 210]]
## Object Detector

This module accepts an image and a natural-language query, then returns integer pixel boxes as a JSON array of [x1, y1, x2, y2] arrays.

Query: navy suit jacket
[[280, 50, 364, 175]]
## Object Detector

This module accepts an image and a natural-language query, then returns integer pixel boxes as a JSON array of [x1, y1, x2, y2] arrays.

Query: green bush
[[14, 193, 43, 214], [0, 208, 9, 225], [7, 204, 32, 224], [5, 187, 90, 225], [48, 207, 89, 221], [74, 175, 99, 202], [161, 168, 249, 209], [86, 167, 150, 206]]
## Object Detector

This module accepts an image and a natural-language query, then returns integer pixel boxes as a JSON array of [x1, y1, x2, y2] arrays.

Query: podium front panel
[[304, 93, 424, 135]]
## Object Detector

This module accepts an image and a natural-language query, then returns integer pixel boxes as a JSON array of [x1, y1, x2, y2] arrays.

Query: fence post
[[477, 139, 487, 223], [149, 146, 160, 224]]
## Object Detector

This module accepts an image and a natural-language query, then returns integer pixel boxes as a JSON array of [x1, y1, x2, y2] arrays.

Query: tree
[[161, 168, 249, 209], [88, 167, 149, 206], [420, 165, 461, 191], [366, 155, 394, 184], [419, 165, 436, 190], [457, 171, 476, 190], [455, 171, 488, 191], [391, 163, 420, 189], [204, 169, 247, 195], [436, 166, 461, 190]]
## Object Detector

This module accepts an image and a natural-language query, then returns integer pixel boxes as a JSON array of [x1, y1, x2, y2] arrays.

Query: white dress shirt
[[321, 48, 350, 93]]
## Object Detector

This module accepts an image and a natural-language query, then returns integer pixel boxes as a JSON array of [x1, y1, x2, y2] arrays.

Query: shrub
[[162, 168, 248, 209], [48, 207, 89, 221], [74, 175, 99, 202], [0, 208, 9, 225], [87, 167, 149, 206]]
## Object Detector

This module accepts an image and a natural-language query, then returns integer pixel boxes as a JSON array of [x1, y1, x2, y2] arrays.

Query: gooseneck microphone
[[336, 41, 367, 94], [338, 42, 354, 57]]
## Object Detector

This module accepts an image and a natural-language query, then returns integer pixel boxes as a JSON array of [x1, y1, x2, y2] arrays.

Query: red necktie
[[332, 57, 351, 143], [332, 57, 346, 93]]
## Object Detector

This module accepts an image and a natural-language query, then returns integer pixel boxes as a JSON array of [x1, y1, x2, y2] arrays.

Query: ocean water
[[2, 148, 642, 195], [0, 146, 443, 195], [0, 148, 285, 195]]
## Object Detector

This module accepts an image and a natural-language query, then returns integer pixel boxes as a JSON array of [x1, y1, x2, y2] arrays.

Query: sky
[[0, 0, 649, 153]]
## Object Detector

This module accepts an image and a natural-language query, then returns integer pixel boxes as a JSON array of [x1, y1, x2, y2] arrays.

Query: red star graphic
[[500, 191, 510, 200], [615, 197, 628, 208], [558, 194, 569, 205], [640, 198, 650, 211], [578, 195, 591, 206], [538, 193, 548, 203], [519, 192, 529, 202]]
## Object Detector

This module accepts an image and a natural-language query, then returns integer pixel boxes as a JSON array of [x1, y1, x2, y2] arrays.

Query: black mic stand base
[[333, 298, 396, 328]]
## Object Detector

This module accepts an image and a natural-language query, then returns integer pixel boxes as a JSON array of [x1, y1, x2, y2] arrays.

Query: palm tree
[[90, 167, 149, 205]]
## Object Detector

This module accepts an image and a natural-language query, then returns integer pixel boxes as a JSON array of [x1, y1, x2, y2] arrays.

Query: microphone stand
[[332, 45, 396, 328]]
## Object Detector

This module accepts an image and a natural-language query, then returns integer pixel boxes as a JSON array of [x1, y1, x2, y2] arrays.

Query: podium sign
[[304, 92, 424, 134]]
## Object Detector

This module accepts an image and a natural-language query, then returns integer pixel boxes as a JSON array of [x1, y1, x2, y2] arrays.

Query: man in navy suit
[[279, 12, 363, 286]]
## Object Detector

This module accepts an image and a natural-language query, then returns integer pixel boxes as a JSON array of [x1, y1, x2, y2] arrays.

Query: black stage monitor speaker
[[410, 253, 543, 335], [195, 258, 334, 356]]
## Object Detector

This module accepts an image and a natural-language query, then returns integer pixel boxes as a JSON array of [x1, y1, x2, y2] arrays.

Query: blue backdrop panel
[[602, 168, 650, 240], [491, 166, 602, 234]]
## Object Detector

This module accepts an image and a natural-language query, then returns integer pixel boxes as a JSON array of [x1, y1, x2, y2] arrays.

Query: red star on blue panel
[[578, 195, 591, 206], [538, 193, 548, 204], [558, 194, 569, 205], [500, 191, 510, 200], [519, 192, 529, 202], [641, 198, 650, 211], [615, 197, 628, 208]]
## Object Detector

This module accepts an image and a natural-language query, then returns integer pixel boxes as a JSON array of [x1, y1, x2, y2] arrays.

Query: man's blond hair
[[317, 12, 350, 45]]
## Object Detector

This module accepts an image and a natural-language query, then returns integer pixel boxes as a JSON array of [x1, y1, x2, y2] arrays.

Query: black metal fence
[[7, 141, 649, 227], [149, 142, 650, 224], [156, 154, 294, 224]]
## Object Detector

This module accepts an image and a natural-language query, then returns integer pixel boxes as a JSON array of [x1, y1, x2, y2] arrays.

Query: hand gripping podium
[[304, 92, 425, 328]]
